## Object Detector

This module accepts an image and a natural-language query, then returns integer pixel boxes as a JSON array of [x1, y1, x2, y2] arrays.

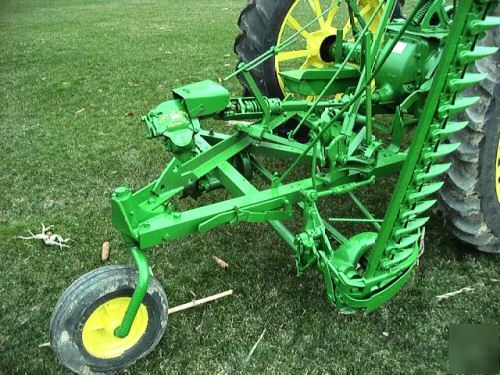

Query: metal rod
[[251, 156, 347, 245], [340, 0, 397, 139], [268, 220, 298, 251], [328, 218, 383, 223], [311, 142, 318, 190], [275, 0, 429, 186], [365, 32, 373, 145], [288, 0, 385, 140], [348, 192, 381, 230], [115, 246, 150, 338], [346, 0, 367, 32], [347, 4, 360, 38], [322, 221, 349, 244]]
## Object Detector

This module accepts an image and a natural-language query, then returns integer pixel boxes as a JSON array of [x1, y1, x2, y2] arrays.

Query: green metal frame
[[107, 0, 499, 336]]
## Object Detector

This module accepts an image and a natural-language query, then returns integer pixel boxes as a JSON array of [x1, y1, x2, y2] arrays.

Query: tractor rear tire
[[438, 13, 500, 253], [234, 0, 294, 98]]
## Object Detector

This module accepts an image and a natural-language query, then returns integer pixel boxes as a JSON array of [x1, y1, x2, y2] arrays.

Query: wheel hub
[[306, 28, 337, 67], [81, 297, 149, 359], [274, 0, 382, 96]]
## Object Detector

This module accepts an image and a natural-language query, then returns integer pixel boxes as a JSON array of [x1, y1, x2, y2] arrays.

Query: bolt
[[302, 190, 318, 201], [114, 186, 131, 200]]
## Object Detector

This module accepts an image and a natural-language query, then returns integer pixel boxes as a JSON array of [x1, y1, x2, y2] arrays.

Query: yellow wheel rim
[[82, 297, 149, 359], [496, 139, 500, 203], [275, 0, 383, 95]]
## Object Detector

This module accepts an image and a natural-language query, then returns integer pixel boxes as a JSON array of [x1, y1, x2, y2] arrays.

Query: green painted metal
[[365, 0, 496, 279], [114, 246, 150, 338], [172, 80, 230, 118], [280, 65, 360, 96], [59, 0, 500, 337]]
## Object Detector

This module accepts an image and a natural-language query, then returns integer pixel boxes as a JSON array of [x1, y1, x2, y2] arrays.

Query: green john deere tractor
[[50, 0, 499, 373]]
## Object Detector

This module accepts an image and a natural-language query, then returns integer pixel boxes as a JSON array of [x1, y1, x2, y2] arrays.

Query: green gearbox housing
[[143, 80, 230, 155]]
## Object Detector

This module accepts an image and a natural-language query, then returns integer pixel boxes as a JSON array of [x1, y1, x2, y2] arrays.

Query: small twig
[[419, 227, 426, 257], [168, 290, 233, 314], [245, 328, 266, 363], [38, 342, 50, 348], [436, 286, 476, 301], [436, 280, 496, 301], [416, 227, 425, 268]]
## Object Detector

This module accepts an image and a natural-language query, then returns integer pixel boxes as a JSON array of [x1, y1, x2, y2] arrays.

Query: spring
[[411, 0, 433, 25], [240, 99, 261, 113]]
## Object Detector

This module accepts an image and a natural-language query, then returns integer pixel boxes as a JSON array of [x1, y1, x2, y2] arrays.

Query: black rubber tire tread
[[438, 6, 500, 253], [234, 0, 296, 98], [50, 265, 168, 374]]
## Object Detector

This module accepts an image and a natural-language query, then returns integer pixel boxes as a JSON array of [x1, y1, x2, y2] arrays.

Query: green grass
[[0, 0, 498, 373]]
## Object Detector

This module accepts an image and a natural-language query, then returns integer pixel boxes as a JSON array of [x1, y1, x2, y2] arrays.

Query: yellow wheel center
[[306, 28, 336, 66], [82, 297, 149, 359], [496, 139, 500, 203], [274, 0, 383, 96]]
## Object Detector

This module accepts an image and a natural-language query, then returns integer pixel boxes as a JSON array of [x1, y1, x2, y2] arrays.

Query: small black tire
[[50, 265, 168, 374]]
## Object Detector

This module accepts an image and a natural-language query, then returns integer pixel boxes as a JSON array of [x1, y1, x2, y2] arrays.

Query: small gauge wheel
[[50, 265, 168, 374]]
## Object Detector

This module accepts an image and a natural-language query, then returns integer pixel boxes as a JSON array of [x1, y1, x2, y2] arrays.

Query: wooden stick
[[436, 286, 475, 301], [168, 290, 233, 314], [245, 328, 266, 363]]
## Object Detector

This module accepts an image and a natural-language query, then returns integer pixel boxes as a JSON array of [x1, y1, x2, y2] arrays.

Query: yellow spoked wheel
[[274, 0, 383, 95], [50, 266, 168, 374], [235, 0, 384, 99], [82, 297, 149, 359]]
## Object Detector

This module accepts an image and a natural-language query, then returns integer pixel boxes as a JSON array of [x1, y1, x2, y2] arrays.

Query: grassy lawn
[[0, 0, 498, 373]]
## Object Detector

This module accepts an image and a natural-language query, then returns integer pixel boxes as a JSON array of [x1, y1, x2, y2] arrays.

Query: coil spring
[[235, 99, 261, 113], [412, 0, 433, 25]]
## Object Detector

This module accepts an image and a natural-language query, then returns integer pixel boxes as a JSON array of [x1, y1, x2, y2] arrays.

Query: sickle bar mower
[[50, 0, 499, 372]]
